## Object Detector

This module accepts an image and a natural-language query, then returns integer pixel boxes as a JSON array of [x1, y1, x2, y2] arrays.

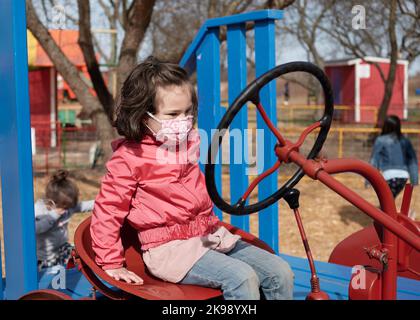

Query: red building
[[325, 57, 408, 123], [28, 30, 93, 148]]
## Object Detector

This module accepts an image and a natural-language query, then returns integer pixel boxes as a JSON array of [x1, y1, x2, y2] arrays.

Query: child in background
[[90, 56, 294, 300], [35, 169, 94, 270], [369, 115, 418, 198]]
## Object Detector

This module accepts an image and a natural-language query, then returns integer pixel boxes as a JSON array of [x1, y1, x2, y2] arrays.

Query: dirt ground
[[1, 167, 418, 275]]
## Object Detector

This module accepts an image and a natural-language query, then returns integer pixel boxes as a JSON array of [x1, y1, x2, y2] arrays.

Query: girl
[[369, 115, 418, 198], [91, 56, 294, 300], [35, 169, 94, 270]]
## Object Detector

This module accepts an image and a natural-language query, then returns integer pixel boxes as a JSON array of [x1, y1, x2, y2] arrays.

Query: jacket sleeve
[[90, 150, 138, 270], [69, 200, 95, 216], [369, 138, 382, 170], [405, 138, 418, 185], [365, 138, 382, 187]]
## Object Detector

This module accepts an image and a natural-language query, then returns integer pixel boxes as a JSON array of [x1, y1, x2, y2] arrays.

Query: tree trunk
[[116, 0, 156, 91], [375, 0, 398, 128], [77, 0, 115, 122], [91, 111, 115, 161]]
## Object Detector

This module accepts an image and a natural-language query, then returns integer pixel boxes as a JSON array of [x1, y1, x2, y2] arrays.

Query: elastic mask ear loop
[[146, 111, 162, 124], [144, 111, 161, 136], [143, 121, 157, 136]]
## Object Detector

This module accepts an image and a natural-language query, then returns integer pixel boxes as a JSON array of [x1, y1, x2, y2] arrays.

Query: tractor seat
[[73, 217, 275, 300]]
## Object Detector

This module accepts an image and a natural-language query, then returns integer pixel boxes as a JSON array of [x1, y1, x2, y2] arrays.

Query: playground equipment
[[0, 2, 419, 300], [205, 61, 420, 300]]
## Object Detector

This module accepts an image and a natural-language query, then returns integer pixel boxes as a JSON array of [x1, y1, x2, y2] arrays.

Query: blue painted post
[[0, 0, 39, 299], [254, 20, 279, 253], [0, 241, 2, 300], [196, 28, 223, 220], [227, 24, 250, 231]]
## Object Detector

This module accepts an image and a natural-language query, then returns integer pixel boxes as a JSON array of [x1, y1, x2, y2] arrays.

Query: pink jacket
[[90, 131, 220, 270]]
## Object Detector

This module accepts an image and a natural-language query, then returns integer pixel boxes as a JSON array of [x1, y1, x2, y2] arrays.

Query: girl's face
[[145, 84, 193, 133]]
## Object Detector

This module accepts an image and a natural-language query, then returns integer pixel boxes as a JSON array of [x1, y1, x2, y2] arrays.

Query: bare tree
[[26, 0, 156, 158], [232, 0, 338, 105], [149, 0, 296, 64], [282, 0, 336, 68], [397, 0, 420, 63], [322, 0, 419, 127]]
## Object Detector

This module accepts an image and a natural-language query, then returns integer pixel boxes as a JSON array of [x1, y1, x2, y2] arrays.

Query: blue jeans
[[179, 240, 294, 300]]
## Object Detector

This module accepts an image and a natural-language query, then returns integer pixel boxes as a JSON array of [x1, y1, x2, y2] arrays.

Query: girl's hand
[[104, 267, 144, 285]]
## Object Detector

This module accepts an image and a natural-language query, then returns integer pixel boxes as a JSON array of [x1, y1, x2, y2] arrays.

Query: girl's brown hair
[[45, 169, 79, 209], [113, 56, 198, 142]]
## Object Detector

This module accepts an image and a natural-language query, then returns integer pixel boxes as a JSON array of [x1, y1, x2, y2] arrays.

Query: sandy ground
[[1, 167, 418, 276]]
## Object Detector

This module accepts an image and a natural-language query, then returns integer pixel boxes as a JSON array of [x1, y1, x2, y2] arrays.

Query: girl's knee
[[224, 265, 260, 300], [260, 259, 294, 300], [263, 257, 295, 288], [234, 265, 260, 289]]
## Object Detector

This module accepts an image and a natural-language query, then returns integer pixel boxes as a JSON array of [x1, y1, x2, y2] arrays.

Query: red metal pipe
[[293, 208, 317, 276], [251, 99, 419, 299], [256, 103, 286, 145], [241, 160, 281, 201], [315, 169, 398, 300], [277, 147, 420, 300], [293, 207, 329, 300], [285, 153, 420, 249], [400, 184, 413, 217]]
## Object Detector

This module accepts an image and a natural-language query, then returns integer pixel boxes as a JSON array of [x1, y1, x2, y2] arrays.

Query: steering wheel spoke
[[235, 160, 282, 209], [255, 102, 286, 146]]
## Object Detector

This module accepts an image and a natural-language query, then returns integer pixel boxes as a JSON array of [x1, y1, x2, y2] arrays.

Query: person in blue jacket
[[369, 115, 418, 198]]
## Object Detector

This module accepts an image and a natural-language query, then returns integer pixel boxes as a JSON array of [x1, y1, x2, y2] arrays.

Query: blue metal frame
[[227, 23, 250, 231], [180, 10, 282, 252], [196, 27, 223, 220], [254, 20, 279, 254], [181, 10, 283, 73], [0, 0, 38, 299]]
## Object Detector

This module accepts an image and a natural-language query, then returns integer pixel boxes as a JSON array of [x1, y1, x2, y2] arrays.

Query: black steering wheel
[[205, 61, 334, 215]]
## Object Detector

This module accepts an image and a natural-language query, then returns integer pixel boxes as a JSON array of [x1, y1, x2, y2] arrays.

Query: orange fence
[[278, 104, 378, 124], [280, 126, 420, 161], [221, 102, 380, 124]]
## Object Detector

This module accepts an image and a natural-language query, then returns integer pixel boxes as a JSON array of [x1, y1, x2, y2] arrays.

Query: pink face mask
[[145, 111, 194, 145]]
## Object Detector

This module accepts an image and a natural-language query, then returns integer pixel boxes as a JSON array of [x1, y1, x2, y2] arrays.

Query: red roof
[[28, 30, 86, 67]]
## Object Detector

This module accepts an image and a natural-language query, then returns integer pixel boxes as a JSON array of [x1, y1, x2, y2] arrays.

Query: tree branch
[[116, 0, 156, 91], [77, 0, 115, 121]]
